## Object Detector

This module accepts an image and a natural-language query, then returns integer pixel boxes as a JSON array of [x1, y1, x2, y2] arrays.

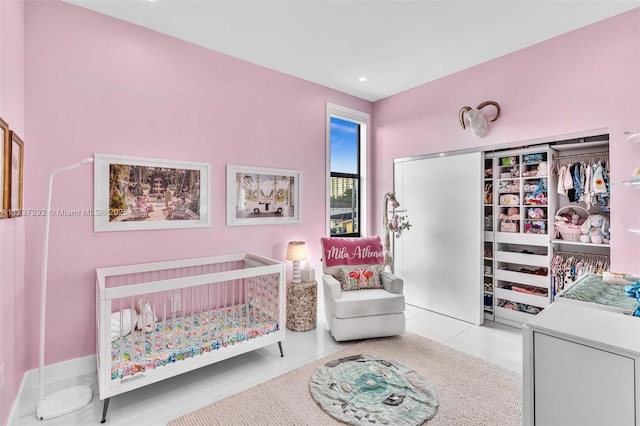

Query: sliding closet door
[[394, 152, 483, 324]]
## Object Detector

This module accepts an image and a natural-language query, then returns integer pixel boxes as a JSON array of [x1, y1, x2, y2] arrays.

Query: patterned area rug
[[309, 354, 439, 425], [168, 332, 522, 425]]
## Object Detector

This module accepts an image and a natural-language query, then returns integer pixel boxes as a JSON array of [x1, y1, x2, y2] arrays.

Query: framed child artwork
[[8, 130, 24, 218], [0, 118, 8, 219], [226, 164, 300, 226], [93, 153, 211, 232]]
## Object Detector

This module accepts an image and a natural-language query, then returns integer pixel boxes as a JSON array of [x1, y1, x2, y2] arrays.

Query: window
[[326, 103, 369, 237]]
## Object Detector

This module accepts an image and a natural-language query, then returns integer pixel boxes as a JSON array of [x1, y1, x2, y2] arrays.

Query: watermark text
[[1, 208, 123, 217]]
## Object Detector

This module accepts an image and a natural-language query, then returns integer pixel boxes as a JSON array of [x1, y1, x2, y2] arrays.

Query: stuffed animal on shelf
[[571, 212, 579, 225], [532, 178, 548, 196], [498, 207, 519, 220], [535, 162, 548, 177], [136, 299, 157, 332], [580, 213, 610, 244]]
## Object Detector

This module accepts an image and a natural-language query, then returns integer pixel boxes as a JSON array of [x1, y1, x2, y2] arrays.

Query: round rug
[[309, 354, 439, 425]]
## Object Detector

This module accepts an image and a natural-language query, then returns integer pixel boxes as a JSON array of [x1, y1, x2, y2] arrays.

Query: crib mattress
[[109, 304, 278, 380]]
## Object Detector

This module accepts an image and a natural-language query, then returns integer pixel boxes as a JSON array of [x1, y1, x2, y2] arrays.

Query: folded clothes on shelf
[[517, 267, 548, 276], [499, 300, 542, 315], [500, 283, 547, 296]]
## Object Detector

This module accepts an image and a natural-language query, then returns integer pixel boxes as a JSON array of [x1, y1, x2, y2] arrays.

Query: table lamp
[[286, 241, 307, 283]]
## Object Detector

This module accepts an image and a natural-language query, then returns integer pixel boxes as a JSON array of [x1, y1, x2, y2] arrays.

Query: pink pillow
[[337, 265, 382, 291], [321, 237, 384, 268]]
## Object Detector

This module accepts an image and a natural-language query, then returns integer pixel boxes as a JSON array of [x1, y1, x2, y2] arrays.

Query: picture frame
[[0, 118, 8, 219], [8, 131, 24, 218], [94, 153, 211, 232], [226, 164, 300, 226]]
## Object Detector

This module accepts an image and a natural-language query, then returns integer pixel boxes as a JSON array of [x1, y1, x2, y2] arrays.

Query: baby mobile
[[383, 192, 411, 273]]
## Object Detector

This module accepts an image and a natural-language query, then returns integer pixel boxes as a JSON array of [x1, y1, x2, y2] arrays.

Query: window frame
[[326, 103, 369, 238]]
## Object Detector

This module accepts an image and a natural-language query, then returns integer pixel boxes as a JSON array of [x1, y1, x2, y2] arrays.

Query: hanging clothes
[[593, 162, 606, 193], [582, 164, 593, 207], [563, 163, 574, 192], [552, 154, 611, 211], [567, 163, 579, 202], [549, 251, 610, 297], [572, 163, 584, 202], [594, 161, 611, 212], [557, 164, 567, 195]]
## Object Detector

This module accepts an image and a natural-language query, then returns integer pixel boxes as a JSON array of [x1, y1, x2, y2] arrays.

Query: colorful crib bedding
[[110, 303, 278, 380]]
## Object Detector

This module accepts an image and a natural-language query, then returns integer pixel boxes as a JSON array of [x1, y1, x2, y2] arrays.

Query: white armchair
[[321, 237, 406, 342]]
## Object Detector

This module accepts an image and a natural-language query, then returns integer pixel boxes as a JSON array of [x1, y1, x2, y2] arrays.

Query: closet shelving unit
[[483, 136, 611, 328], [483, 157, 494, 319], [486, 146, 555, 327]]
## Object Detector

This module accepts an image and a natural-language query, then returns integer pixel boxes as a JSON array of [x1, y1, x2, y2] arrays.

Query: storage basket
[[554, 205, 590, 242]]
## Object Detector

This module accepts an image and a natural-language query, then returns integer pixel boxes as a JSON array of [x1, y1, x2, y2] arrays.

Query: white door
[[394, 152, 483, 324]]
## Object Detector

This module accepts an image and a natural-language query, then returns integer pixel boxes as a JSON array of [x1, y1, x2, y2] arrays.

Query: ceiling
[[63, 1, 639, 102]]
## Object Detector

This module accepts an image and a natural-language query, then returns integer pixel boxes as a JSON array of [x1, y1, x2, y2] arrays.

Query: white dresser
[[523, 301, 640, 426]]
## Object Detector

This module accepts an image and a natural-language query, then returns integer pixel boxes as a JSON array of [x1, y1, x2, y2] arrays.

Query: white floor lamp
[[36, 158, 94, 421]]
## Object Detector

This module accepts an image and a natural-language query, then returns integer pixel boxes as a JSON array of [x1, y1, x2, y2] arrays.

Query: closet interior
[[393, 133, 611, 328], [483, 134, 611, 327]]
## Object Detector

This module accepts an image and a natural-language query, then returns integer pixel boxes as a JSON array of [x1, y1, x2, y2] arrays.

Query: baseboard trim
[[23, 354, 96, 391], [7, 371, 28, 426], [9, 355, 97, 423]]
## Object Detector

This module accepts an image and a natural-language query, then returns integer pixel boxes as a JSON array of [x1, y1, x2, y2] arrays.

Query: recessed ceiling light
[[358, 77, 367, 82]]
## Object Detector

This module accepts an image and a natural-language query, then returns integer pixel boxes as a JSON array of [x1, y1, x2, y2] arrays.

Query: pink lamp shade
[[286, 241, 307, 283]]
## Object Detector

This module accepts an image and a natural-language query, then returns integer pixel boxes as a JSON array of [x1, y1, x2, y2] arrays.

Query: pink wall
[[0, 0, 26, 423], [24, 1, 372, 368], [373, 8, 640, 272]]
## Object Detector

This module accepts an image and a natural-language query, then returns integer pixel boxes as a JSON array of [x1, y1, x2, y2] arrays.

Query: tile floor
[[14, 304, 522, 425]]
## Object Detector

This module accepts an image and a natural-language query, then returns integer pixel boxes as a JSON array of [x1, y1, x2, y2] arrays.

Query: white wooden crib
[[95, 253, 285, 423]]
